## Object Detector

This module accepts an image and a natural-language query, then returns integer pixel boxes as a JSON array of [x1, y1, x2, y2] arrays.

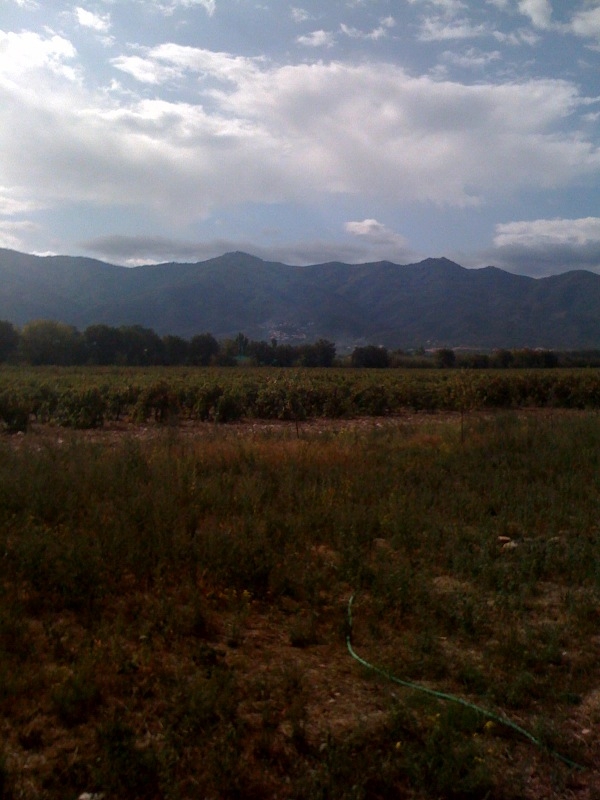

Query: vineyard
[[2, 366, 600, 431]]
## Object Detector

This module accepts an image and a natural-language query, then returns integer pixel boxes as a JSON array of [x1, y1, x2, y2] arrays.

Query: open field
[[2, 403, 600, 798]]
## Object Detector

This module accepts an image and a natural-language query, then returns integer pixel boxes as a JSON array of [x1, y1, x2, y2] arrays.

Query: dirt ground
[[3, 409, 600, 799]]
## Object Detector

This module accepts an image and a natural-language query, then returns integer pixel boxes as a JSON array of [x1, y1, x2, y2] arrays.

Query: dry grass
[[2, 411, 600, 798]]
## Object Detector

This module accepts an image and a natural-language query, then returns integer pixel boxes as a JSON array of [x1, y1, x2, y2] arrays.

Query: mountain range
[[1, 248, 600, 350]]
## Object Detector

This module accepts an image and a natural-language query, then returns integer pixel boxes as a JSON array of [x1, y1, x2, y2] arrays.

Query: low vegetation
[[2, 402, 600, 798], [3, 366, 600, 434]]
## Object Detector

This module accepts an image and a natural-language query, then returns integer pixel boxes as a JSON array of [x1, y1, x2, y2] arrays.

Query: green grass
[[1, 410, 599, 797]]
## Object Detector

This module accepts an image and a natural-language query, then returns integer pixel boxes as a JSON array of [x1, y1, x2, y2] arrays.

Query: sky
[[1, 0, 599, 275]]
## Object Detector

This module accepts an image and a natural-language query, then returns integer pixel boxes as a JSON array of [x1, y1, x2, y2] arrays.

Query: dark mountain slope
[[1, 248, 600, 349]]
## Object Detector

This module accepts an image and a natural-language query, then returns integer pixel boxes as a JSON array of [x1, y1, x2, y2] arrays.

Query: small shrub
[[0, 750, 13, 800], [134, 381, 180, 423], [0, 391, 30, 433], [170, 665, 237, 740], [56, 387, 106, 428], [96, 717, 162, 798], [192, 384, 223, 420], [13, 525, 104, 612], [215, 388, 245, 422], [289, 612, 319, 648], [52, 665, 101, 726]]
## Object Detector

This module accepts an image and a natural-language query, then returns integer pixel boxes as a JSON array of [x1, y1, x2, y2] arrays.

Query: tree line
[[0, 320, 336, 367], [344, 344, 595, 369], [1, 318, 600, 368]]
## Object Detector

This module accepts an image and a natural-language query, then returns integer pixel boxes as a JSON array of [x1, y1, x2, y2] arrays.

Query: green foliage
[[84, 323, 124, 365], [96, 717, 162, 797], [20, 320, 83, 365], [351, 344, 390, 368], [435, 347, 457, 368], [55, 387, 106, 428], [12, 523, 105, 611], [397, 702, 494, 799], [133, 380, 180, 423], [0, 749, 12, 800], [189, 331, 219, 365], [52, 662, 101, 726], [2, 366, 600, 430], [0, 390, 30, 432], [214, 387, 245, 422], [0, 320, 18, 364], [169, 664, 238, 739]]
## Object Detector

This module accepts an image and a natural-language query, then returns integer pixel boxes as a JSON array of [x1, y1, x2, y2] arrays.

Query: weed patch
[[1, 411, 599, 797]]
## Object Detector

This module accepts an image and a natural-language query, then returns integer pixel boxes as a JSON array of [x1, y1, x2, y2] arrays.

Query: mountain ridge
[[1, 248, 600, 349]]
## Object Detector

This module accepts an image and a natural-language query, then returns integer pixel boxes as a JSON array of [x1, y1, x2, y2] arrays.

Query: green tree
[[491, 349, 514, 368], [235, 332, 249, 357], [351, 345, 390, 368], [303, 338, 336, 367], [84, 324, 124, 365], [435, 348, 456, 368], [272, 343, 296, 367], [189, 333, 219, 366], [20, 320, 83, 365], [118, 325, 164, 365], [0, 320, 19, 363], [247, 339, 276, 366], [162, 334, 190, 365]]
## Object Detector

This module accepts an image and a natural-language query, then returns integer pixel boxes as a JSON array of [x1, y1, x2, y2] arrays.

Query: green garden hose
[[345, 594, 583, 771]]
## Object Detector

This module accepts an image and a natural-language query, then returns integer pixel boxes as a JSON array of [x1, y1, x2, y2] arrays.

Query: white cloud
[[111, 54, 182, 84], [345, 219, 412, 259], [340, 23, 360, 39], [570, 6, 600, 40], [346, 218, 405, 242], [441, 47, 501, 68], [0, 30, 79, 81], [112, 44, 262, 84], [154, 0, 216, 15], [0, 220, 38, 251], [517, 0, 553, 30], [0, 188, 38, 216], [418, 17, 487, 40], [341, 16, 395, 41], [296, 30, 335, 47], [494, 217, 600, 248], [185, 0, 216, 12], [291, 7, 312, 23], [407, 0, 467, 14], [75, 8, 112, 32], [1, 32, 599, 230], [490, 217, 600, 275], [493, 27, 540, 45]]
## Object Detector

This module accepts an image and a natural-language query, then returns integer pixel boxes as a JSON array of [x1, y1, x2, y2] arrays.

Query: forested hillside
[[2, 249, 600, 349]]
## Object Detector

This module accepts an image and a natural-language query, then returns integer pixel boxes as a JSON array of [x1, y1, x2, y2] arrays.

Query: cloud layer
[[2, 31, 598, 221], [1, 1, 600, 275], [81, 230, 414, 267], [489, 217, 600, 276]]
